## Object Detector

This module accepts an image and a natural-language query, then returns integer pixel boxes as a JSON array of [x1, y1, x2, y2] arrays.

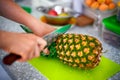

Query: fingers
[[18, 37, 47, 62], [34, 44, 40, 57], [18, 43, 36, 62], [42, 48, 49, 55], [18, 50, 35, 62], [37, 37, 47, 52]]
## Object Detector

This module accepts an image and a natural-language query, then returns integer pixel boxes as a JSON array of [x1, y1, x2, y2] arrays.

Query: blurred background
[[0, 0, 120, 80]]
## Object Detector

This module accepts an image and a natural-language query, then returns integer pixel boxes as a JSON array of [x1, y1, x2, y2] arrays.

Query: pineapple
[[48, 34, 103, 69]]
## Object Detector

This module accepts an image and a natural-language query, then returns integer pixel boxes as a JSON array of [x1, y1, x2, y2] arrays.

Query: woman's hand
[[0, 30, 48, 62]]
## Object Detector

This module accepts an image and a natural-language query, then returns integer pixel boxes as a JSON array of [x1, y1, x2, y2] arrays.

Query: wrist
[[25, 18, 46, 36]]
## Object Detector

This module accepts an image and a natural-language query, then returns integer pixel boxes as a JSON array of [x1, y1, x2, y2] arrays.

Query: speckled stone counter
[[0, 0, 120, 80]]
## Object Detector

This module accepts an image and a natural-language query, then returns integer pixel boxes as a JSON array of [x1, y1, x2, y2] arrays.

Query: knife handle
[[3, 53, 21, 65]]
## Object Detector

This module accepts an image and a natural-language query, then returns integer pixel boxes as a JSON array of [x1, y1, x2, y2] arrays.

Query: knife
[[3, 24, 71, 65]]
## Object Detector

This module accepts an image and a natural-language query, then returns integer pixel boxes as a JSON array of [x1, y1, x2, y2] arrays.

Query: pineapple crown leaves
[[48, 42, 58, 58], [41, 42, 58, 58]]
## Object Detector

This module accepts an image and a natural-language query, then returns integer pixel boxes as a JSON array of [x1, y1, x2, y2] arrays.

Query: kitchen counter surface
[[0, 0, 120, 80]]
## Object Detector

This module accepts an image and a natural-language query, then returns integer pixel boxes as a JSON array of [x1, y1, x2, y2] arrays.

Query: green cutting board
[[29, 56, 120, 80]]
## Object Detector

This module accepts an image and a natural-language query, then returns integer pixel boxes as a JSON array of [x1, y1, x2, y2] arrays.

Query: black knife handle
[[3, 53, 21, 65]]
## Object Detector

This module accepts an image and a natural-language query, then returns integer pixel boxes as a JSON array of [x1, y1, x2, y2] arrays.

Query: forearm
[[0, 30, 7, 49], [0, 0, 45, 35], [0, 0, 55, 37], [0, 0, 31, 24]]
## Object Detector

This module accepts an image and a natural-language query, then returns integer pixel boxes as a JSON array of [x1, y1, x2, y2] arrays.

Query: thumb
[[37, 37, 47, 52]]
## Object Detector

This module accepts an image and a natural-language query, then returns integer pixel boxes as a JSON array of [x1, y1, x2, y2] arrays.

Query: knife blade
[[3, 24, 71, 65], [43, 31, 60, 47]]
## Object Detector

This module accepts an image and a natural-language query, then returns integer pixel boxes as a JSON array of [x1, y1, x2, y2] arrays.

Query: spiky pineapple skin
[[55, 34, 102, 69]]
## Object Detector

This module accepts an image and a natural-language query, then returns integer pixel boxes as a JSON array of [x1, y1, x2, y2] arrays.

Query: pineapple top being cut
[[47, 34, 103, 70]]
